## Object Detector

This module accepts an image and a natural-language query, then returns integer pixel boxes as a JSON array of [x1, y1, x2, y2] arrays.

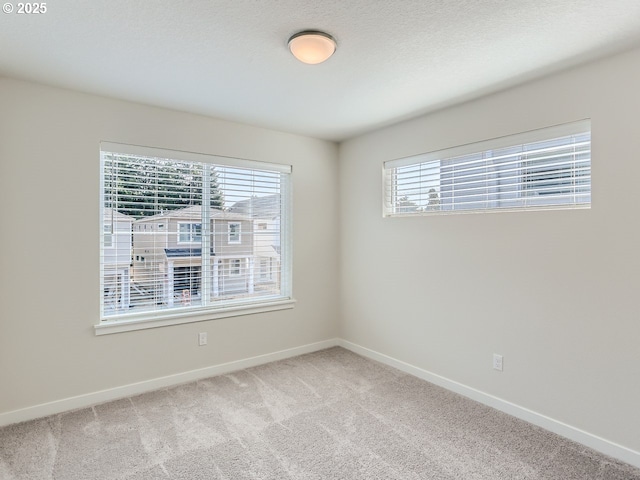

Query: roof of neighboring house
[[229, 194, 280, 218], [134, 206, 251, 223], [255, 244, 280, 258], [164, 248, 215, 258], [104, 208, 134, 222]]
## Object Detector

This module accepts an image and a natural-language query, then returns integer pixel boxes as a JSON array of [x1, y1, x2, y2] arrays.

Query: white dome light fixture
[[288, 31, 337, 65]]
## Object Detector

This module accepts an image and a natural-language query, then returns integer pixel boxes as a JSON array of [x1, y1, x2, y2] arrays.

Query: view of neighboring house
[[229, 194, 282, 291], [131, 206, 255, 308], [102, 208, 133, 313], [101, 198, 284, 316]]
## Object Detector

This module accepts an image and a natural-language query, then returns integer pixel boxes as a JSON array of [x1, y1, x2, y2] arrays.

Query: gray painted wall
[[339, 46, 640, 453], [0, 77, 340, 414]]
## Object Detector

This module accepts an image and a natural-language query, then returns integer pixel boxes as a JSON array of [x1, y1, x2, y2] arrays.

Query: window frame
[[383, 120, 591, 217], [228, 222, 241, 244], [177, 222, 202, 244], [97, 142, 295, 335]]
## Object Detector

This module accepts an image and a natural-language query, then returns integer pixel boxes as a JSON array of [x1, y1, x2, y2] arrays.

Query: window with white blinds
[[99, 142, 292, 330], [383, 120, 591, 216]]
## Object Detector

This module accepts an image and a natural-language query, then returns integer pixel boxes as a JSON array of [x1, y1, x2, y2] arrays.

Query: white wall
[[0, 78, 339, 415], [2, 45, 640, 463], [339, 46, 640, 454]]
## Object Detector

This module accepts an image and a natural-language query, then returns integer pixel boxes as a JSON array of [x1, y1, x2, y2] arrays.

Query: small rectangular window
[[383, 120, 591, 216], [228, 222, 241, 244], [178, 222, 202, 243]]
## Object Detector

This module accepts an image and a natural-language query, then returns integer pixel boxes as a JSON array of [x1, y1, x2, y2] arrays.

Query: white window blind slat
[[383, 120, 591, 216]]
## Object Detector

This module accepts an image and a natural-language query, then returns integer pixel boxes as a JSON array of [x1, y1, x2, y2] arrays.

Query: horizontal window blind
[[100, 143, 292, 323], [383, 120, 591, 216]]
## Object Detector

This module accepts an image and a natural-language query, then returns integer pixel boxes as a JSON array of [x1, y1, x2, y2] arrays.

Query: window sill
[[95, 298, 296, 336]]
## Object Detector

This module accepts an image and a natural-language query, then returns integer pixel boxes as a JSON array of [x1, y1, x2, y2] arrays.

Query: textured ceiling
[[2, 1, 640, 141]]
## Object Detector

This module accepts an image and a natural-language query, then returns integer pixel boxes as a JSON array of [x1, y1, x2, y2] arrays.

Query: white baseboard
[[2, 337, 638, 470], [337, 339, 640, 469], [0, 338, 339, 428]]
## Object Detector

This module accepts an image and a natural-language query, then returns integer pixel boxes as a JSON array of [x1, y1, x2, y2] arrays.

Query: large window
[[99, 142, 292, 334], [384, 120, 591, 216]]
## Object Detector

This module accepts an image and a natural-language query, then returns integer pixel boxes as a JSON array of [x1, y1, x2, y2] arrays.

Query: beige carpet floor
[[1, 347, 639, 479]]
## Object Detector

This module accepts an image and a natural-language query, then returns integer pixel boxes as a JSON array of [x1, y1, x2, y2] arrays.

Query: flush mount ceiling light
[[288, 31, 337, 65]]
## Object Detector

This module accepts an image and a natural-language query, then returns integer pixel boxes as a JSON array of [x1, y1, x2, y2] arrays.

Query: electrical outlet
[[198, 332, 207, 346], [493, 354, 503, 371]]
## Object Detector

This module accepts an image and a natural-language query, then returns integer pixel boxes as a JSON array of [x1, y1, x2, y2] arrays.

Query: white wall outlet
[[493, 353, 503, 371], [198, 332, 207, 346]]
